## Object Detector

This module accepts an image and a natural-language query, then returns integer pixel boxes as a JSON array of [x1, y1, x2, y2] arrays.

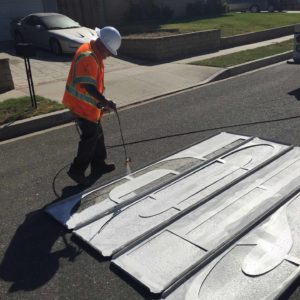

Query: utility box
[[293, 24, 300, 63], [0, 58, 14, 93]]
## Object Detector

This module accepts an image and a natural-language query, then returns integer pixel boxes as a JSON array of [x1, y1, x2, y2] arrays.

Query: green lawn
[[0, 96, 64, 125], [122, 13, 300, 37], [190, 39, 293, 68]]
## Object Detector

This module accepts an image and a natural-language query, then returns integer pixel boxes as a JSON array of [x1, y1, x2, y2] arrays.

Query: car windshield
[[41, 15, 80, 30]]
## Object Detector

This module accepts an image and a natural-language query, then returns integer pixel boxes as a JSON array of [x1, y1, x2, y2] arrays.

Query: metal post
[[24, 56, 37, 108], [24, 57, 33, 107]]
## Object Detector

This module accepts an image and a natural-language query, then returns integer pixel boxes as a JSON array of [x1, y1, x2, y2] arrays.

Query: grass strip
[[162, 13, 300, 37], [0, 96, 64, 125], [122, 13, 300, 37], [190, 39, 293, 68]]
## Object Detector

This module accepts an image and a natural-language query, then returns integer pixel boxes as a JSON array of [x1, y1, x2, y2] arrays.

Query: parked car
[[10, 13, 98, 55], [227, 0, 286, 12]]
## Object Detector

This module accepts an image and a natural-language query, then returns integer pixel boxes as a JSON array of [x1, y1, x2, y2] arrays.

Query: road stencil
[[45, 132, 300, 298]]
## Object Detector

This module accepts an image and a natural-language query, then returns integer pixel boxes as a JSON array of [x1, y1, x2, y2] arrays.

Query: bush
[[207, 0, 226, 14], [145, 1, 161, 19], [186, 1, 206, 17], [125, 0, 174, 22], [161, 6, 174, 19], [186, 0, 227, 17], [125, 1, 144, 22]]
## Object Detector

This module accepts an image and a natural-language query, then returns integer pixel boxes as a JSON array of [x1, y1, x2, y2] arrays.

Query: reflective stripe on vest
[[73, 76, 96, 86], [65, 84, 98, 107]]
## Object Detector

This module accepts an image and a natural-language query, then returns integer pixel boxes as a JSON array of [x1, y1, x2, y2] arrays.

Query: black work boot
[[67, 166, 89, 186], [91, 162, 115, 177]]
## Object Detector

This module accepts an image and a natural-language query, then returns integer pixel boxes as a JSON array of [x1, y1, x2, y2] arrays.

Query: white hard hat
[[95, 26, 122, 56]]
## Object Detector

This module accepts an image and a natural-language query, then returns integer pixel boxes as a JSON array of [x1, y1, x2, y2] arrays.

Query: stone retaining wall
[[119, 30, 221, 61], [0, 59, 14, 93], [221, 24, 299, 49], [119, 24, 299, 61]]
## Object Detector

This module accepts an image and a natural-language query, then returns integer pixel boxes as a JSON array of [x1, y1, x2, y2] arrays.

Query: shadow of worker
[[0, 209, 79, 293]]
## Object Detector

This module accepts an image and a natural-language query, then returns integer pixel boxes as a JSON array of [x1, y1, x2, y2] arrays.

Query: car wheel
[[250, 5, 260, 12], [50, 39, 62, 55], [268, 5, 275, 12], [14, 31, 24, 43]]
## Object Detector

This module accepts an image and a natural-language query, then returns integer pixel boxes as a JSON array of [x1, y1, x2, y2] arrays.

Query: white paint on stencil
[[242, 206, 293, 276], [138, 155, 252, 218]]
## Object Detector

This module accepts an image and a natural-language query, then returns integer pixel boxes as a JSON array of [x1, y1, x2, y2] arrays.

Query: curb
[[0, 51, 293, 142], [0, 109, 73, 141], [211, 51, 293, 82]]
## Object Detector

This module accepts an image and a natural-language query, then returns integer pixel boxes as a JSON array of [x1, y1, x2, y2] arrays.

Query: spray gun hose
[[115, 108, 130, 162]]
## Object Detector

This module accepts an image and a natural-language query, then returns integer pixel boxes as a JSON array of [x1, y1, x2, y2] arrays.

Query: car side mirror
[[35, 24, 43, 30]]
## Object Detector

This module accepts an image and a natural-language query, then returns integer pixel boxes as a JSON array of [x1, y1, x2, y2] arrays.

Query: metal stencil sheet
[[112, 148, 300, 294], [45, 132, 250, 229], [164, 193, 300, 300], [74, 138, 289, 257]]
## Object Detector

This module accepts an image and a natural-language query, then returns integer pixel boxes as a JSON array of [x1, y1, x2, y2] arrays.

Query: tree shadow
[[17, 47, 72, 63], [0, 42, 72, 63], [164, 13, 231, 24], [119, 13, 230, 32], [288, 88, 300, 101]]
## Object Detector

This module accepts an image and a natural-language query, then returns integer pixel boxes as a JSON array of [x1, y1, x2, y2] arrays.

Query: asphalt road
[[1, 61, 300, 299]]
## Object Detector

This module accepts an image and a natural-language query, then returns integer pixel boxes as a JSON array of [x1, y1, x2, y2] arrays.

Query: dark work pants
[[71, 117, 107, 173]]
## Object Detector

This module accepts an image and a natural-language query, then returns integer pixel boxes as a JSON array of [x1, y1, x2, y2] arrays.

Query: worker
[[63, 26, 122, 185]]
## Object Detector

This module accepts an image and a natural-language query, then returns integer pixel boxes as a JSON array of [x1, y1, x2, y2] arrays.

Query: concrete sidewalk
[[0, 52, 222, 108], [0, 35, 293, 108]]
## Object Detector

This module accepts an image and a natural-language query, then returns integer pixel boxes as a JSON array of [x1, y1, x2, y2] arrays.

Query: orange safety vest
[[63, 41, 105, 123]]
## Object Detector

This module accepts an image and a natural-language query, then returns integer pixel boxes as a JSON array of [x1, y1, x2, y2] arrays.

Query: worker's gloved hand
[[107, 100, 117, 111]]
